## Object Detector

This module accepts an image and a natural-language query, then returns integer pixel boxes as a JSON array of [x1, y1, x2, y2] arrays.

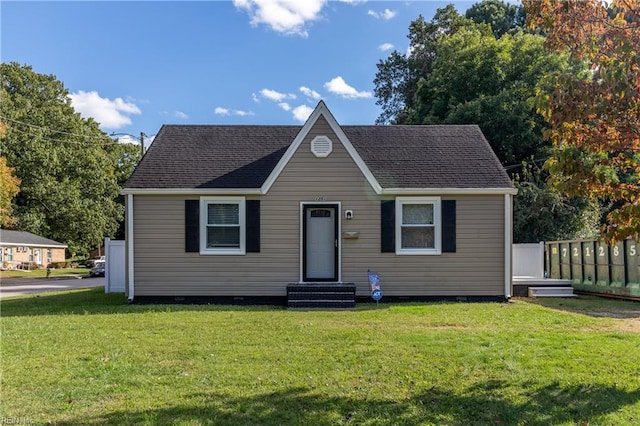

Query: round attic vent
[[311, 135, 332, 158]]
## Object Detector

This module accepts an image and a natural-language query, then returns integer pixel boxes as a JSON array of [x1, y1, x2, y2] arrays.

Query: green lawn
[[1, 289, 639, 425], [1, 267, 90, 279]]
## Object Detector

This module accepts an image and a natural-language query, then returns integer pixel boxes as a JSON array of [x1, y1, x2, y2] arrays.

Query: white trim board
[[121, 188, 262, 196], [126, 193, 135, 302]]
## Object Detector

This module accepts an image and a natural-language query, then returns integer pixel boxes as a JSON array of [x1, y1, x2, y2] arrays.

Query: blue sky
[[2, 1, 476, 146]]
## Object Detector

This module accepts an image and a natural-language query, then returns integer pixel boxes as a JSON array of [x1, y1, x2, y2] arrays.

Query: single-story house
[[0, 230, 67, 269], [122, 101, 516, 305]]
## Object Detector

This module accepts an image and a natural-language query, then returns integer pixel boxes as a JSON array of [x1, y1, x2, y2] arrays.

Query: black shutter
[[442, 200, 456, 253], [185, 200, 199, 253], [381, 200, 395, 253], [246, 200, 260, 253]]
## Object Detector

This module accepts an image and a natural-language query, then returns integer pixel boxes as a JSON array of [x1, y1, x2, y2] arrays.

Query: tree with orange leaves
[[524, 0, 640, 241], [0, 155, 21, 228]]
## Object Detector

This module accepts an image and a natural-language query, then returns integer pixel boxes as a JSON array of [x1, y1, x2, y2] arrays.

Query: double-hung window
[[200, 197, 245, 254], [396, 197, 441, 254]]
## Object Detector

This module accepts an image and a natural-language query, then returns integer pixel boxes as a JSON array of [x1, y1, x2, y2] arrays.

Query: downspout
[[504, 193, 512, 300], [127, 193, 135, 302]]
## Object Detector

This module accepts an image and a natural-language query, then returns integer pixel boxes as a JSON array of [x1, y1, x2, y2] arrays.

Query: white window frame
[[200, 196, 246, 255], [395, 196, 441, 255]]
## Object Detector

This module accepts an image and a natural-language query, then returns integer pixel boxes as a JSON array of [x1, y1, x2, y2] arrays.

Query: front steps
[[287, 283, 356, 309], [528, 286, 577, 298]]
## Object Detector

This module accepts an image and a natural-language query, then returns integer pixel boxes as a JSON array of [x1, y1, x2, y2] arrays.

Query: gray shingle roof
[[345, 125, 512, 188], [124, 123, 512, 190], [0, 230, 67, 247]]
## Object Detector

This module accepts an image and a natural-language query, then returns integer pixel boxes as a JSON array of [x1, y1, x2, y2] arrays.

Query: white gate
[[105, 238, 125, 293], [513, 242, 545, 278]]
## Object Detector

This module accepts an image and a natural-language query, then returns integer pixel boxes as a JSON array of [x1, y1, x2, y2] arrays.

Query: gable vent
[[310, 135, 332, 158]]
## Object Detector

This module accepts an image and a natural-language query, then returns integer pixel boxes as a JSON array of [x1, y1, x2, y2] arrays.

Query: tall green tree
[[374, 1, 526, 125], [465, 0, 525, 38], [0, 62, 123, 254], [373, 5, 467, 125], [406, 26, 572, 165]]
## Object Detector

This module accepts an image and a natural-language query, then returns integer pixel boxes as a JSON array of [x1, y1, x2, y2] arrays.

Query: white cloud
[[292, 104, 314, 122], [368, 8, 396, 20], [214, 107, 255, 117], [162, 110, 189, 120], [260, 88, 296, 102], [324, 76, 372, 99], [233, 0, 326, 37], [299, 86, 321, 100], [112, 134, 140, 145], [110, 133, 155, 150], [69, 90, 141, 129], [278, 102, 291, 111], [252, 92, 260, 103], [378, 43, 394, 52], [339, 0, 366, 3]]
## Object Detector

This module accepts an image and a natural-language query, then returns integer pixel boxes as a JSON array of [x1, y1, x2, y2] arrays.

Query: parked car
[[89, 260, 105, 277], [86, 255, 105, 268]]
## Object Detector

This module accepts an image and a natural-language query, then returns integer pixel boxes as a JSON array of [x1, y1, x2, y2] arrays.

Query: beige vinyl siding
[[132, 116, 506, 297]]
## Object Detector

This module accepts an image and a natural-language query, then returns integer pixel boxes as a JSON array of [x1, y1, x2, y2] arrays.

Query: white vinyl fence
[[105, 238, 125, 293], [513, 242, 545, 279]]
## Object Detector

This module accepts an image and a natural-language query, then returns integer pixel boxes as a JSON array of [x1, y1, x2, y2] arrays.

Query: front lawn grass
[[1, 267, 90, 280], [1, 290, 639, 425]]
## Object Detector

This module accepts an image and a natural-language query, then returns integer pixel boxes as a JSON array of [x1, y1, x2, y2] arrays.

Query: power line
[[5, 125, 127, 147], [503, 157, 549, 171], [0, 116, 153, 148], [0, 115, 110, 140]]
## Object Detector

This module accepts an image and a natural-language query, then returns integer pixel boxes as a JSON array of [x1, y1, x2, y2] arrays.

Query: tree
[[372, 1, 604, 243], [513, 163, 600, 242], [373, 5, 467, 124], [406, 26, 572, 166], [0, 62, 123, 254], [374, 1, 527, 125], [465, 0, 525, 38], [524, 0, 640, 241], [107, 141, 142, 239], [0, 156, 20, 227]]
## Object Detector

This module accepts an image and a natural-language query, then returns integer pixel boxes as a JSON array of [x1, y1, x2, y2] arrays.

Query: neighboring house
[[122, 101, 516, 303], [0, 230, 67, 269]]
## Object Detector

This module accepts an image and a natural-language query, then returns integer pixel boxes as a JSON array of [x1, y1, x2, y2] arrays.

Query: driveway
[[0, 277, 104, 299]]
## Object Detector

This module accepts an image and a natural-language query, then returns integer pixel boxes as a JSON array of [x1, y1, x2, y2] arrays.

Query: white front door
[[304, 205, 338, 281]]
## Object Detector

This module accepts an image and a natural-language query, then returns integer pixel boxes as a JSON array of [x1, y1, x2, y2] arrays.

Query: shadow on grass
[[57, 381, 640, 425], [525, 295, 640, 319], [0, 287, 290, 317]]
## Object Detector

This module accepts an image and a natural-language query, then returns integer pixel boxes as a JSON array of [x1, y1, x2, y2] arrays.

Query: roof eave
[[121, 188, 263, 196], [382, 187, 518, 195], [0, 242, 68, 248]]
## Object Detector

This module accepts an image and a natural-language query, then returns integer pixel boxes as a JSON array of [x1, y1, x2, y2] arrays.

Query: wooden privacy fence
[[545, 239, 640, 300]]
